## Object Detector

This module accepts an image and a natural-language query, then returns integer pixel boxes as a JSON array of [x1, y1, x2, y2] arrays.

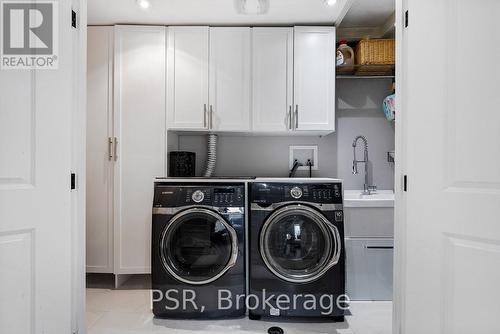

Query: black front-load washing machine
[[152, 181, 246, 319], [249, 179, 346, 321]]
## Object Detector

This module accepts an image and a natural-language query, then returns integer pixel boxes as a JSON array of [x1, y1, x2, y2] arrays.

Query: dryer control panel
[[251, 182, 343, 206], [153, 183, 245, 208]]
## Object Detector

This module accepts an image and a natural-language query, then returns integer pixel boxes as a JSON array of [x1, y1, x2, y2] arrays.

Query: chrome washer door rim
[[160, 207, 239, 285], [259, 204, 341, 284]]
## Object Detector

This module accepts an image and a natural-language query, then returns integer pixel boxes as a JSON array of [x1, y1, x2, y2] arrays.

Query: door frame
[[71, 0, 87, 333], [393, 0, 407, 333], [72, 3, 409, 334]]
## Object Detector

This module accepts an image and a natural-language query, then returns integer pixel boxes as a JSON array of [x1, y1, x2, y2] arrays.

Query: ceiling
[[340, 0, 394, 28], [87, 0, 346, 26]]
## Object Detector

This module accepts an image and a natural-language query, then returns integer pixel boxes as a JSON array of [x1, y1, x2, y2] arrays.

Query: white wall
[[177, 134, 338, 178], [337, 79, 395, 190], [173, 79, 395, 190]]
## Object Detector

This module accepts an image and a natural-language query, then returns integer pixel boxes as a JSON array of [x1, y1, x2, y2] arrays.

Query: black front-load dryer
[[249, 179, 346, 321], [152, 182, 246, 319]]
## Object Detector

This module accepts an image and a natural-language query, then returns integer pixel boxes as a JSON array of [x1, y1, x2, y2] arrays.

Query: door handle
[[203, 104, 207, 128], [288, 106, 292, 130], [365, 246, 394, 250], [113, 137, 118, 161], [108, 137, 113, 160], [295, 104, 299, 129], [209, 105, 214, 129]]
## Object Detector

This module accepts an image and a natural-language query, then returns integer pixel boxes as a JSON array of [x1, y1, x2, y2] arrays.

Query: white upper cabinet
[[293, 26, 336, 131], [166, 26, 209, 129], [164, 26, 335, 134], [252, 28, 294, 132], [209, 27, 251, 131]]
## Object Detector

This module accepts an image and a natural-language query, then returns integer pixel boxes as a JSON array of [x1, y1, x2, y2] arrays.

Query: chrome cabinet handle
[[295, 104, 299, 129], [365, 246, 394, 250], [113, 137, 118, 161], [288, 106, 292, 130], [108, 137, 113, 160], [203, 104, 207, 128], [209, 105, 214, 129]]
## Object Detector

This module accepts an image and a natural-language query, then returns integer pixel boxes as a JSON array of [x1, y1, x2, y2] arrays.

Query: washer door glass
[[260, 205, 336, 283], [161, 208, 237, 285]]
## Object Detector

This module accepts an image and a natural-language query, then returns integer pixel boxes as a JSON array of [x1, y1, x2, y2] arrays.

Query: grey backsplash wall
[[173, 79, 395, 190], [336, 79, 395, 190]]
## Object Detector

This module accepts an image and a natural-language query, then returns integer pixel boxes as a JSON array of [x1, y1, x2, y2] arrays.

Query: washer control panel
[[213, 187, 244, 206], [252, 182, 343, 205], [153, 183, 245, 208]]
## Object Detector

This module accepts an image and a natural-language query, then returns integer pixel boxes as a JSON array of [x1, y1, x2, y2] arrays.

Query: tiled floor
[[86, 286, 392, 334]]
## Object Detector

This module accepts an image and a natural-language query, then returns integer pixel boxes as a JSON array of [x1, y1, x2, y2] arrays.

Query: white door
[[166, 26, 209, 130], [86, 26, 114, 273], [252, 28, 294, 132], [209, 27, 251, 131], [293, 26, 336, 131], [114, 26, 166, 274], [0, 0, 83, 333], [395, 0, 500, 333]]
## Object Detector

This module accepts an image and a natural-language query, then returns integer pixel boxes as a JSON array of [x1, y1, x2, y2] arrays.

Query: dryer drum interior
[[260, 205, 341, 284], [160, 207, 238, 285]]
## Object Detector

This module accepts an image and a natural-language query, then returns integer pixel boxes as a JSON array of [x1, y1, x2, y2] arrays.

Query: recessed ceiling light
[[136, 0, 151, 9], [237, 0, 269, 15], [325, 0, 337, 6]]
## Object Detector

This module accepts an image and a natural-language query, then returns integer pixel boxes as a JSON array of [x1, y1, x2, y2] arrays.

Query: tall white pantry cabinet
[[86, 26, 166, 277], [86, 25, 336, 278]]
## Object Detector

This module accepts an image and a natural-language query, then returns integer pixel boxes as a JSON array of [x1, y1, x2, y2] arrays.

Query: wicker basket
[[356, 39, 395, 65]]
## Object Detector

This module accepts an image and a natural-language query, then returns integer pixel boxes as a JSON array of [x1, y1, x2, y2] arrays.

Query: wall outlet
[[289, 145, 318, 170]]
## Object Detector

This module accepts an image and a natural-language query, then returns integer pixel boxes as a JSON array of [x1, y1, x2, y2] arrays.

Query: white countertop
[[343, 190, 395, 208]]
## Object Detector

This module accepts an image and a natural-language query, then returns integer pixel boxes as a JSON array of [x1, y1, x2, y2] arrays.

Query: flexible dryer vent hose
[[203, 134, 218, 177]]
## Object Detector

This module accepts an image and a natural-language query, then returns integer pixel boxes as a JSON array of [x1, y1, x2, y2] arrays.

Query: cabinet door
[[252, 28, 294, 132], [209, 27, 251, 131], [114, 26, 166, 274], [346, 238, 394, 301], [86, 26, 114, 273], [166, 26, 209, 129], [293, 27, 336, 131]]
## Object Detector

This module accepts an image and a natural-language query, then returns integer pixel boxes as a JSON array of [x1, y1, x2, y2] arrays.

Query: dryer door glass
[[260, 205, 339, 283], [160, 208, 238, 285]]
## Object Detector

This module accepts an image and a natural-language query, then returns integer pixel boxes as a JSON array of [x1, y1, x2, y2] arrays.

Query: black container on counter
[[169, 151, 196, 177]]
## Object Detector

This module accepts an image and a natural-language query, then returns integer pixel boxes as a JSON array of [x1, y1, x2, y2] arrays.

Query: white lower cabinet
[[86, 26, 166, 276], [345, 238, 394, 301], [344, 206, 394, 300]]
